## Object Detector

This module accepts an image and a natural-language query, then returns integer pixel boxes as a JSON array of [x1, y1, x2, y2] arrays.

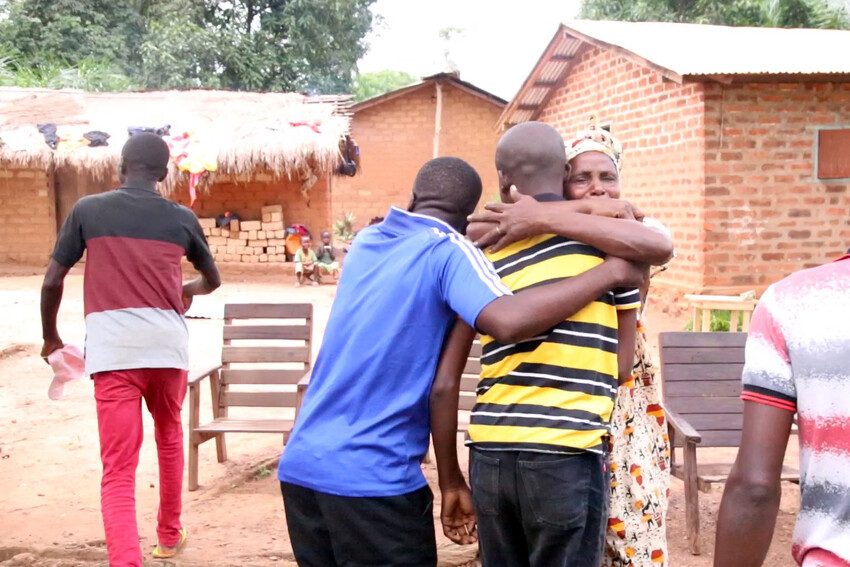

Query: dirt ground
[[0, 264, 800, 566]]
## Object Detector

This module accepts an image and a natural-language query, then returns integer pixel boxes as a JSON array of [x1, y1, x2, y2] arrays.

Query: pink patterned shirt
[[741, 255, 850, 567]]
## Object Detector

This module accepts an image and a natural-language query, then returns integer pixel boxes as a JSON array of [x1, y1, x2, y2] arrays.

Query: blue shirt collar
[[381, 206, 462, 236]]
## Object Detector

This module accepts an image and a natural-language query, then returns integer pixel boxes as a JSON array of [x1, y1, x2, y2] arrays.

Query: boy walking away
[[40, 133, 221, 567], [278, 157, 648, 567], [316, 231, 340, 280], [433, 122, 654, 567], [715, 251, 850, 567], [294, 235, 319, 286]]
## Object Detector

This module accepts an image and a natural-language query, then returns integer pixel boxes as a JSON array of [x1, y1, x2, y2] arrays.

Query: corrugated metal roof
[[498, 19, 850, 129], [352, 72, 506, 113], [565, 19, 850, 77]]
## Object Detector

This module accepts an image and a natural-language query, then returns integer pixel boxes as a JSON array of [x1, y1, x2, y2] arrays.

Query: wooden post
[[433, 81, 443, 158], [684, 440, 701, 554], [742, 309, 752, 332], [216, 320, 231, 464], [700, 308, 711, 333], [188, 383, 201, 491]]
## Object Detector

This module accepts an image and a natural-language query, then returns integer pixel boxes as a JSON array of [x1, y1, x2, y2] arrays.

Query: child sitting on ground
[[315, 231, 340, 281], [294, 235, 319, 287]]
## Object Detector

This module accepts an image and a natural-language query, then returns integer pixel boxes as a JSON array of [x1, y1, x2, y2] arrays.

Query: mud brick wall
[[333, 82, 504, 230], [0, 167, 56, 265], [537, 45, 850, 297], [538, 46, 708, 295]]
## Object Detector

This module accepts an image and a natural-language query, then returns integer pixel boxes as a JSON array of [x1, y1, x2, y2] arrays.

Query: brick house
[[0, 88, 352, 265], [333, 73, 506, 229], [500, 20, 850, 299]]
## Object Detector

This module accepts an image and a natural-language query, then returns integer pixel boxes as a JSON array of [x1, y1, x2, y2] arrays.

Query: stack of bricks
[[200, 205, 288, 263]]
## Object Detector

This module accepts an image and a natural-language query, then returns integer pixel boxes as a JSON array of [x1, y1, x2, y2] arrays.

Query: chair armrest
[[666, 409, 702, 444], [295, 369, 313, 418], [189, 365, 222, 386], [297, 368, 313, 389]]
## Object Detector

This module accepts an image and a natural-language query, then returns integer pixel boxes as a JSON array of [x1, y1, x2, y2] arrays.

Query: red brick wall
[[0, 167, 56, 265], [537, 47, 708, 295], [333, 82, 503, 230], [702, 82, 850, 293], [174, 171, 332, 238], [439, 85, 505, 204]]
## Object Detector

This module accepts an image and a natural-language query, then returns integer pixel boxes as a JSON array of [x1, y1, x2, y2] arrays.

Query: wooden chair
[[659, 332, 798, 554], [188, 303, 313, 491]]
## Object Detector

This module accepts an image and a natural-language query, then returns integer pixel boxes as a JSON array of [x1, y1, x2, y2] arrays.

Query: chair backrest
[[219, 303, 313, 410], [659, 332, 746, 447]]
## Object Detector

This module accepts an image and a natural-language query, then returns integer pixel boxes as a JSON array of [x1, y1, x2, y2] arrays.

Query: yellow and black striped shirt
[[467, 233, 641, 454]]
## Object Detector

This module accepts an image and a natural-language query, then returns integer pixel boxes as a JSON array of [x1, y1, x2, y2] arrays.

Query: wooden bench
[[659, 332, 798, 555], [188, 303, 313, 491]]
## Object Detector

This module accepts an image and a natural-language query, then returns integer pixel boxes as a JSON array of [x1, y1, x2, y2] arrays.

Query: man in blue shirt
[[278, 157, 647, 566]]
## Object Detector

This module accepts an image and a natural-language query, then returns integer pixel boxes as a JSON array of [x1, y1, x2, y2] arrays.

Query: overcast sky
[[357, 0, 582, 101]]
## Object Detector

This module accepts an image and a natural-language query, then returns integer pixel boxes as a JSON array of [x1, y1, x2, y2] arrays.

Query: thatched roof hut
[[0, 88, 355, 265], [0, 88, 353, 191]]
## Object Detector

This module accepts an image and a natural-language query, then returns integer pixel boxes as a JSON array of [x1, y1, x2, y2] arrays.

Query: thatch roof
[[0, 88, 352, 190]]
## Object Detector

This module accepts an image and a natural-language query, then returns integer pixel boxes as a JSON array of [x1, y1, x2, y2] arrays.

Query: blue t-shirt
[[278, 207, 510, 496]]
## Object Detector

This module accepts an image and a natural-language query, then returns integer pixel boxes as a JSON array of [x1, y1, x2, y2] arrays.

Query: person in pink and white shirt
[[715, 253, 850, 567]]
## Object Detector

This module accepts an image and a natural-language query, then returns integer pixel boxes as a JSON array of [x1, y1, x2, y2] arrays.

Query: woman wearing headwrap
[[566, 119, 672, 567]]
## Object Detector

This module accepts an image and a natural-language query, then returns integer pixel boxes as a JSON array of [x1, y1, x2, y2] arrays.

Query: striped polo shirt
[[741, 255, 850, 567], [52, 186, 215, 376], [467, 211, 640, 454]]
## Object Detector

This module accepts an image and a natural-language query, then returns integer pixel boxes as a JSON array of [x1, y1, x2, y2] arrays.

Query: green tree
[[138, 0, 223, 89], [198, 0, 376, 92], [0, 0, 377, 92], [352, 70, 417, 101], [0, 0, 145, 73], [579, 0, 850, 28]]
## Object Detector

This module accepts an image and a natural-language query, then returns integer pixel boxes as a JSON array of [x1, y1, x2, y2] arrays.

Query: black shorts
[[281, 482, 437, 567]]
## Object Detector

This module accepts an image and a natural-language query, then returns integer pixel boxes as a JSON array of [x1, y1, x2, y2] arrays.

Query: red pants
[[93, 368, 188, 567]]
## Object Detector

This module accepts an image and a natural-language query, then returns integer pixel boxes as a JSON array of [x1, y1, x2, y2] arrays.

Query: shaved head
[[495, 122, 566, 200], [120, 133, 170, 182]]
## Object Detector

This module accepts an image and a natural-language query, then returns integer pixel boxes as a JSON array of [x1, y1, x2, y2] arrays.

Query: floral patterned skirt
[[604, 324, 671, 567]]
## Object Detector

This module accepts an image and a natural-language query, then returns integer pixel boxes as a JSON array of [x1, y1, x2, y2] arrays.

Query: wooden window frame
[[815, 126, 850, 181]]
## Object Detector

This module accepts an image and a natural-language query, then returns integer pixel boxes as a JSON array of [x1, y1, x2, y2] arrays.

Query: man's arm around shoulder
[[476, 257, 647, 345], [468, 193, 673, 265]]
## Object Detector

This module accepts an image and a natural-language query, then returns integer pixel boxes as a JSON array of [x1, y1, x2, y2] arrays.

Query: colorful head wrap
[[565, 115, 623, 172]]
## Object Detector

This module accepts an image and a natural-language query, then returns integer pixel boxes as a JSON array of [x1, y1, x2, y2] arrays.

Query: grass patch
[[683, 310, 744, 332]]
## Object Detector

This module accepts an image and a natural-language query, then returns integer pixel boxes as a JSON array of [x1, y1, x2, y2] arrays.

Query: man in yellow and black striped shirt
[[469, 232, 641, 455], [433, 122, 645, 567]]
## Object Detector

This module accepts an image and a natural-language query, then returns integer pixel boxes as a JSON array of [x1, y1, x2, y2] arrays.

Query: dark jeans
[[469, 448, 608, 567], [281, 482, 437, 567]]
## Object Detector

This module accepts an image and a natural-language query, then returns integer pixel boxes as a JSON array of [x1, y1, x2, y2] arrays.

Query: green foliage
[[333, 212, 357, 242], [0, 0, 377, 92], [199, 0, 376, 92], [138, 1, 222, 90], [579, 0, 850, 28], [683, 310, 743, 332], [254, 464, 273, 479], [352, 70, 418, 101], [0, 0, 145, 74], [0, 53, 136, 90]]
